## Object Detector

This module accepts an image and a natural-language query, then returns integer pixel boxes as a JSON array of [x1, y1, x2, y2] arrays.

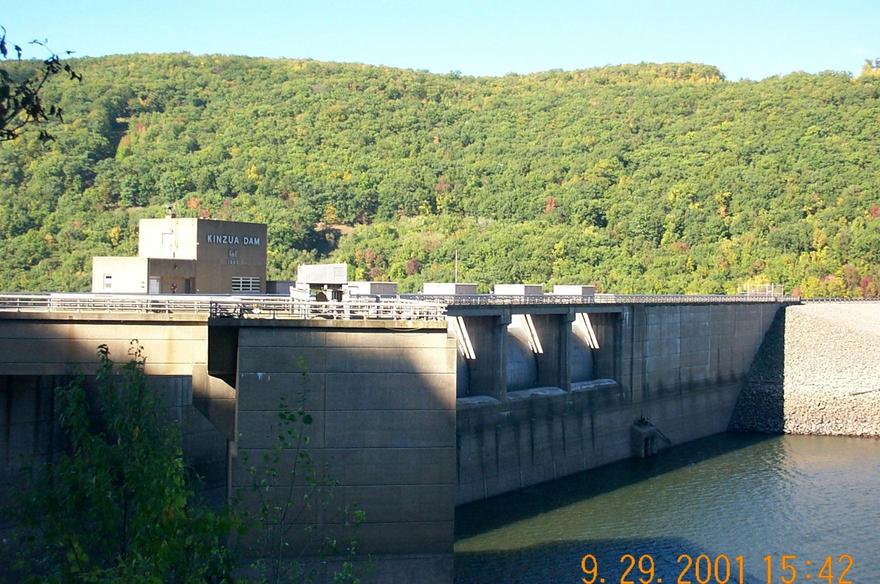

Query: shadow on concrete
[[455, 536, 766, 584], [455, 431, 774, 539], [729, 309, 786, 433]]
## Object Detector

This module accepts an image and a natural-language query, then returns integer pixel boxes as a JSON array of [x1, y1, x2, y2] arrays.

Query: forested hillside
[[1, 54, 879, 295]]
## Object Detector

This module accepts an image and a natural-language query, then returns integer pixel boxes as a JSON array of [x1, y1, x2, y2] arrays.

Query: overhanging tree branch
[[0, 26, 81, 142]]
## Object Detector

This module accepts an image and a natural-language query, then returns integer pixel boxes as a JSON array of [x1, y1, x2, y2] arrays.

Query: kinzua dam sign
[[206, 234, 261, 246]]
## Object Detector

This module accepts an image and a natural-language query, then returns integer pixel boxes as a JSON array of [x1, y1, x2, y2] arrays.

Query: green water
[[455, 433, 880, 583]]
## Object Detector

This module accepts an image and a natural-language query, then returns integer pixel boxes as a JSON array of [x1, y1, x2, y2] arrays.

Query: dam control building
[[92, 218, 267, 294]]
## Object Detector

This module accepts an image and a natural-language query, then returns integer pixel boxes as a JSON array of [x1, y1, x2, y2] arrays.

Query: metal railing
[[0, 294, 214, 314], [208, 296, 447, 321], [403, 293, 799, 305], [3, 292, 872, 320], [594, 293, 797, 304], [799, 297, 880, 303], [0, 294, 448, 322]]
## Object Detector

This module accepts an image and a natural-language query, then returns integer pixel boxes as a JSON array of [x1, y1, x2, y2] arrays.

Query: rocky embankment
[[731, 303, 880, 437]]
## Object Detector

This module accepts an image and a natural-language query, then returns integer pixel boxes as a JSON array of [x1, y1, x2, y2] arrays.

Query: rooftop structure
[[347, 281, 399, 296], [92, 218, 267, 294], [551, 284, 597, 296], [296, 263, 348, 286], [422, 283, 479, 295], [493, 283, 544, 296]]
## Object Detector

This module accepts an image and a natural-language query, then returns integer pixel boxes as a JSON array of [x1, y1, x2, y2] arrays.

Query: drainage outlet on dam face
[[630, 419, 669, 458]]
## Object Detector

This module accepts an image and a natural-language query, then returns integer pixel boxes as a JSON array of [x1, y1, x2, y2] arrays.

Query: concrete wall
[[0, 314, 209, 376], [194, 220, 267, 294], [92, 256, 149, 293], [456, 302, 782, 504], [570, 315, 595, 382], [732, 303, 880, 436], [0, 314, 229, 513], [139, 217, 199, 260], [148, 258, 197, 294], [91, 256, 199, 294], [505, 317, 538, 391], [230, 320, 458, 582]]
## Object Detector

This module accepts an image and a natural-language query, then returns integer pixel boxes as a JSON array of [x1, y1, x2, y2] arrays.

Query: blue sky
[[4, 0, 876, 80]]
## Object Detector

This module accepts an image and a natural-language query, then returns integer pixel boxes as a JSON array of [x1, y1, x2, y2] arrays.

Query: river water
[[455, 433, 880, 583]]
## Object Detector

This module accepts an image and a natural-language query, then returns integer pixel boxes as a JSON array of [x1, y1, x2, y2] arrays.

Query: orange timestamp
[[580, 552, 856, 584]]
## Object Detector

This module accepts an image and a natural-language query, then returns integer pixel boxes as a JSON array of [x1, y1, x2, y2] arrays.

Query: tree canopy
[[0, 54, 878, 296]]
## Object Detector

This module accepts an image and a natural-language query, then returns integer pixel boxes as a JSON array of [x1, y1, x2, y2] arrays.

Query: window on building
[[231, 276, 261, 293], [103, 274, 112, 290]]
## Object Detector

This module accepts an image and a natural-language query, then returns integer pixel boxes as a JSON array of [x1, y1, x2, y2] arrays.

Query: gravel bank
[[731, 303, 880, 437]]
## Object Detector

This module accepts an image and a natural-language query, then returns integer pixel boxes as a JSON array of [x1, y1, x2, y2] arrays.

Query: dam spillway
[[448, 300, 781, 503], [3, 293, 876, 583]]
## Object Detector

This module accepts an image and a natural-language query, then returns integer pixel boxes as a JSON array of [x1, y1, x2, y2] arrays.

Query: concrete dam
[[2, 294, 876, 582]]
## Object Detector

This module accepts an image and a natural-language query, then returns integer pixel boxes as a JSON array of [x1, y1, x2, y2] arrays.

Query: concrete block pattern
[[681, 320, 711, 340], [679, 335, 708, 355], [327, 447, 455, 487], [241, 346, 455, 376], [681, 350, 710, 368], [0, 321, 208, 378], [238, 346, 326, 374], [646, 305, 680, 327], [323, 330, 454, 349], [645, 337, 680, 356], [333, 484, 455, 523], [680, 305, 710, 325], [646, 321, 681, 340], [240, 328, 327, 347], [237, 371, 325, 411], [325, 373, 455, 411], [255, 484, 439, 530], [237, 521, 454, 555], [234, 324, 457, 566], [0, 321, 207, 342], [238, 410, 325, 449], [325, 347, 456, 374], [324, 410, 455, 448], [232, 447, 455, 488], [0, 338, 207, 369]]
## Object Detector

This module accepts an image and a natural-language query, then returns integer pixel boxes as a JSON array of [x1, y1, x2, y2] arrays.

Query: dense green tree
[[0, 55, 878, 296], [7, 343, 235, 582]]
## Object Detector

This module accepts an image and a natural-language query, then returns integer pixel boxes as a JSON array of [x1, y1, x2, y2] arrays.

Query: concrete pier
[[229, 319, 457, 578]]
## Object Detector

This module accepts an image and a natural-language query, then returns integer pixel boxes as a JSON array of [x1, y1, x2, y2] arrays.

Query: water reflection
[[455, 433, 880, 583]]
